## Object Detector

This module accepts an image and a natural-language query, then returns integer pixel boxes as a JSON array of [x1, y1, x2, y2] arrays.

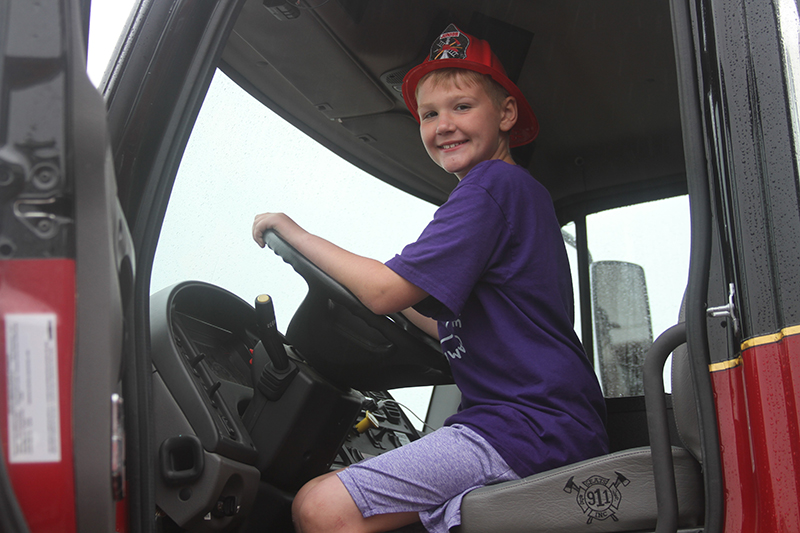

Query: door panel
[[0, 0, 129, 531]]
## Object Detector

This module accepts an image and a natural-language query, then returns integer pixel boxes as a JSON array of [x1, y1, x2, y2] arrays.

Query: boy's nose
[[436, 115, 455, 134]]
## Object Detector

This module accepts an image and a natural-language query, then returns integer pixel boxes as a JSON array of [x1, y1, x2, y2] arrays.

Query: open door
[[0, 0, 131, 531]]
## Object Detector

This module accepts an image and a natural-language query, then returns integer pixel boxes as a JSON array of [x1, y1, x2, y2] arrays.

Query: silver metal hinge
[[707, 283, 740, 335]]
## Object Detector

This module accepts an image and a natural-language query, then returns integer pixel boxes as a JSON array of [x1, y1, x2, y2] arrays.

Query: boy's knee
[[292, 487, 319, 533], [293, 488, 335, 532], [292, 480, 323, 532], [293, 475, 360, 533]]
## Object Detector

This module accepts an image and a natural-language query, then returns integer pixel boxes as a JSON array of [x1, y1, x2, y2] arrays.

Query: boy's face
[[416, 75, 517, 180]]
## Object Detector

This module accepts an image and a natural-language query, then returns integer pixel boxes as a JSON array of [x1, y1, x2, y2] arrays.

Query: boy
[[252, 24, 608, 533]]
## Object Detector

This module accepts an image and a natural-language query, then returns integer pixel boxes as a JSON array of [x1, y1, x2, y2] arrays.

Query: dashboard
[[149, 281, 424, 532]]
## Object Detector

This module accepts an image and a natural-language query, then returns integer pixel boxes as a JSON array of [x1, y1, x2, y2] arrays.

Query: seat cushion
[[458, 446, 703, 533]]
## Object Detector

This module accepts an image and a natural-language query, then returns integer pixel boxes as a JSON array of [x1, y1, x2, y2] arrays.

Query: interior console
[[149, 281, 423, 531]]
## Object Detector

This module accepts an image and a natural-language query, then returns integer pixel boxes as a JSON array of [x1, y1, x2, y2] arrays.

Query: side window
[[567, 196, 691, 396]]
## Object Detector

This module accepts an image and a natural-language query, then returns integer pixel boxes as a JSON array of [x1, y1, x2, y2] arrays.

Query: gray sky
[[87, 0, 137, 85]]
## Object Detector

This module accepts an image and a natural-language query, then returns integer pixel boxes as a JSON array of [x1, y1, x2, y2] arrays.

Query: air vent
[[382, 401, 402, 424], [263, 0, 300, 20], [380, 65, 414, 102], [384, 68, 410, 86]]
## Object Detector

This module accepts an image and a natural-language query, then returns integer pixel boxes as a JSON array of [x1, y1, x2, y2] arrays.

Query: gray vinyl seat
[[457, 324, 705, 533]]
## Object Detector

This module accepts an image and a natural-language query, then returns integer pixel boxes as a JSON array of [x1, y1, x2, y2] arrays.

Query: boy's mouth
[[440, 140, 467, 150]]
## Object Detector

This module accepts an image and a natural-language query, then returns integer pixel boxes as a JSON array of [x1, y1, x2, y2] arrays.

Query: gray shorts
[[337, 424, 520, 533]]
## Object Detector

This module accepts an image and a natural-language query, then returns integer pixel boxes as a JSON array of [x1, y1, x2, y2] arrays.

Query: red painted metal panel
[[741, 333, 800, 532], [711, 362, 757, 532], [0, 259, 77, 533], [115, 492, 129, 533]]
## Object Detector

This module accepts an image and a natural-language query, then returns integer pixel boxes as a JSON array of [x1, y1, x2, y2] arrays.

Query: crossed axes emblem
[[563, 472, 631, 524]]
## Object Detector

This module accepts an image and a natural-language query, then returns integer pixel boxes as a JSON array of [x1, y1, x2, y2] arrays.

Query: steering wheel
[[263, 230, 453, 390]]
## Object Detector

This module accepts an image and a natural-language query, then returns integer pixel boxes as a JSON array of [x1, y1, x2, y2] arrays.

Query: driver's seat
[[455, 323, 705, 532]]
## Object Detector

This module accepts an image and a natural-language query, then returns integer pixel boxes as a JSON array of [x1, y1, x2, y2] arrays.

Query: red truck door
[[0, 0, 131, 531]]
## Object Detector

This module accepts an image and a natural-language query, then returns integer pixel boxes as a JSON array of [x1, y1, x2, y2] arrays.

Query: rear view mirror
[[591, 261, 653, 396]]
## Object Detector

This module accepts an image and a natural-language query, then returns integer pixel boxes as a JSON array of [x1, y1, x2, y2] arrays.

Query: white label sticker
[[5, 313, 61, 463]]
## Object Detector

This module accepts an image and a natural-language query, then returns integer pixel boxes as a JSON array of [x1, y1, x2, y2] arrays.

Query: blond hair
[[416, 68, 511, 111]]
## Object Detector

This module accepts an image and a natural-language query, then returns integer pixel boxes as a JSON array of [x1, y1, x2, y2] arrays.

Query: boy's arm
[[400, 308, 439, 340], [253, 212, 428, 315]]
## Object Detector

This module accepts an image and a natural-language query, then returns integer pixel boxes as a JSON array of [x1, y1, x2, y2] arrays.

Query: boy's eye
[[421, 111, 437, 120], [456, 103, 471, 111]]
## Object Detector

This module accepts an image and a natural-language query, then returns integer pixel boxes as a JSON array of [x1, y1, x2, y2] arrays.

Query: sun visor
[[339, 113, 457, 199], [231, 0, 393, 120]]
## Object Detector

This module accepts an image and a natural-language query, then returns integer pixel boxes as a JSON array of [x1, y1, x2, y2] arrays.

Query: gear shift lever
[[249, 295, 297, 403], [254, 294, 289, 371]]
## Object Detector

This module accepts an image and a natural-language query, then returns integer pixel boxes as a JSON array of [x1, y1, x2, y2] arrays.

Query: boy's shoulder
[[457, 160, 553, 213], [462, 160, 541, 192], [465, 159, 527, 179]]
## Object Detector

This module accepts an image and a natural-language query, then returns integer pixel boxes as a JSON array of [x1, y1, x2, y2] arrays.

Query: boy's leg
[[294, 424, 518, 533], [292, 469, 338, 523], [293, 473, 419, 533]]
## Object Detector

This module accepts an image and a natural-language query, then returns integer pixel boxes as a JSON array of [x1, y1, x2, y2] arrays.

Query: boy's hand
[[252, 211, 429, 315], [252, 212, 300, 248]]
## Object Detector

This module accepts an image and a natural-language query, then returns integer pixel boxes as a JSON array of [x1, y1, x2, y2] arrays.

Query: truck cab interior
[[6, 0, 800, 530], [119, 1, 719, 532], [20, 0, 800, 531]]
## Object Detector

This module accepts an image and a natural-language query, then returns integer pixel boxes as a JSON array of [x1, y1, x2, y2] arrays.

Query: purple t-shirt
[[386, 160, 608, 477]]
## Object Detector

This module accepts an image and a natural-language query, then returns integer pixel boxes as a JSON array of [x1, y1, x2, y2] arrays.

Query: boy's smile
[[416, 78, 518, 180]]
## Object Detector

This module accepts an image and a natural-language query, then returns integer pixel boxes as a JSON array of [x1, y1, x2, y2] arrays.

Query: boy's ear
[[499, 96, 519, 133]]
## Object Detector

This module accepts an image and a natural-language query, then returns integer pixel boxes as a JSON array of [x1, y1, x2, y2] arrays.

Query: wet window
[[565, 196, 690, 395]]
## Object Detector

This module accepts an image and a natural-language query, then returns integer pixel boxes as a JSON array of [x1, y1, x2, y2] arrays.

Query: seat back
[[458, 299, 704, 532], [671, 307, 702, 462]]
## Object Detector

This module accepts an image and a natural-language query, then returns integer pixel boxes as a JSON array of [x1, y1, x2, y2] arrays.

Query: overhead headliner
[[221, 0, 686, 215]]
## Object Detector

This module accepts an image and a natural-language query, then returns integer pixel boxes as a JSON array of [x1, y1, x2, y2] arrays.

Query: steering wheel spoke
[[263, 230, 452, 389]]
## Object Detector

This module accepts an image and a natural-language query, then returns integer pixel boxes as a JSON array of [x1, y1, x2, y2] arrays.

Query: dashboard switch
[[213, 495, 239, 517]]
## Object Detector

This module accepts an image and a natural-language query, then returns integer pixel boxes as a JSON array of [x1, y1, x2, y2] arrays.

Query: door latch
[[707, 283, 740, 335]]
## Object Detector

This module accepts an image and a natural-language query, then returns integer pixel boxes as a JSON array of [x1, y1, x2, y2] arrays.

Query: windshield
[[151, 70, 436, 335], [151, 69, 437, 422]]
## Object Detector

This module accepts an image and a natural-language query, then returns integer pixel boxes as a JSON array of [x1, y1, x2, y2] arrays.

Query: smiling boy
[[253, 24, 608, 533], [416, 70, 516, 178]]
